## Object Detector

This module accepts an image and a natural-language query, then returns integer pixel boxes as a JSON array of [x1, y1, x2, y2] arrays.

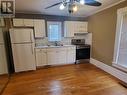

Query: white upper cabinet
[[13, 19, 24, 26], [13, 18, 34, 27], [64, 21, 88, 37], [64, 21, 75, 37], [23, 19, 34, 26], [75, 22, 88, 33], [34, 19, 46, 38]]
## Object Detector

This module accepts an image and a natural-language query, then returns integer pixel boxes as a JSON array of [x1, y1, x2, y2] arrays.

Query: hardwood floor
[[2, 63, 127, 95], [0, 75, 9, 94]]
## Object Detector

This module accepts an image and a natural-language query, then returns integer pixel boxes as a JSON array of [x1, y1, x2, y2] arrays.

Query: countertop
[[35, 45, 76, 49]]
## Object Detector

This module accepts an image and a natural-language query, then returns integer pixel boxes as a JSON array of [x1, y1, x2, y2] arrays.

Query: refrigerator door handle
[[30, 32, 32, 42], [31, 44, 33, 54], [30, 30, 34, 43]]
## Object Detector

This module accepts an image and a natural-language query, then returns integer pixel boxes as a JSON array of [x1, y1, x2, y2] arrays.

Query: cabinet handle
[[31, 44, 33, 54]]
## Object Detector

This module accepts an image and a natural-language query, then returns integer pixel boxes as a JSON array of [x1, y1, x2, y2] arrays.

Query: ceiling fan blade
[[75, 0, 102, 6], [45, 2, 62, 9], [85, 0, 102, 6]]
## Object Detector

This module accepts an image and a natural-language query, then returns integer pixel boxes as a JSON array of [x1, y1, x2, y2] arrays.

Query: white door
[[0, 44, 8, 75], [10, 29, 34, 43], [35, 49, 47, 67], [12, 43, 36, 72]]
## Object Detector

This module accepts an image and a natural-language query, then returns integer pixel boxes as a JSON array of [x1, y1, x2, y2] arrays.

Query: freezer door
[[10, 29, 34, 43], [12, 43, 36, 72]]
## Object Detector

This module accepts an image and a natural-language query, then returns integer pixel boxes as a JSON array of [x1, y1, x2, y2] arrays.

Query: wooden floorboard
[[2, 63, 127, 95]]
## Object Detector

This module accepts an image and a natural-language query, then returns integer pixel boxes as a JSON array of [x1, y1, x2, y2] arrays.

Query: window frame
[[113, 7, 127, 72], [47, 21, 62, 42]]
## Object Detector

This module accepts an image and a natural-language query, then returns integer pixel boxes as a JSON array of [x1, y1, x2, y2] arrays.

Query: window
[[113, 7, 127, 72], [47, 21, 62, 41]]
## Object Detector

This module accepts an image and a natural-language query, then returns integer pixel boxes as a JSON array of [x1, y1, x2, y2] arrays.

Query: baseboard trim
[[90, 58, 127, 83]]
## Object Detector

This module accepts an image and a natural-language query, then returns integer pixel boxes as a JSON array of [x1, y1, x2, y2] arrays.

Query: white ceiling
[[15, 0, 124, 17]]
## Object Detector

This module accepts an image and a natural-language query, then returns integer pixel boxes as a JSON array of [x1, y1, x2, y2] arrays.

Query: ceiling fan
[[45, 0, 102, 14]]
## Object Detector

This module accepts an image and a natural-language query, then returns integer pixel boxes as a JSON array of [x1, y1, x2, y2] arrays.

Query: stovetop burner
[[76, 44, 90, 49], [71, 39, 90, 49]]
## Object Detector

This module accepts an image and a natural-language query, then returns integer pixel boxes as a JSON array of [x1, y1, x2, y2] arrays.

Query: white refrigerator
[[10, 28, 36, 72]]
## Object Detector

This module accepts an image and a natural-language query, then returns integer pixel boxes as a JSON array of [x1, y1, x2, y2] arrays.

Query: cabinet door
[[78, 22, 88, 33], [64, 21, 75, 37], [34, 19, 46, 38], [47, 51, 57, 65], [41, 50, 47, 66], [24, 19, 34, 27], [58, 50, 67, 64], [13, 19, 24, 26], [12, 44, 36, 72], [67, 51, 75, 63], [35, 49, 42, 67], [67, 47, 76, 64], [81, 22, 88, 32], [35, 49, 47, 67]]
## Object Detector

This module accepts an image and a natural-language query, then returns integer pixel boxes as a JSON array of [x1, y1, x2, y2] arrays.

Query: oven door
[[76, 48, 90, 60]]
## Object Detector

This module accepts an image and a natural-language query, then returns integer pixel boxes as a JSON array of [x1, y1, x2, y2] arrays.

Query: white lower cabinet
[[67, 50, 76, 63], [35, 49, 47, 67], [58, 50, 67, 64], [67, 47, 76, 63], [47, 51, 57, 65], [35, 46, 76, 67]]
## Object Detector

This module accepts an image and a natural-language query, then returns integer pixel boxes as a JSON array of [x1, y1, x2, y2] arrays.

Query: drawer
[[47, 47, 67, 52], [67, 46, 76, 50], [36, 48, 47, 52]]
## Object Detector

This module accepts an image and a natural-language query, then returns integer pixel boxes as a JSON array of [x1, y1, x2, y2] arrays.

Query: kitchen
[[9, 16, 91, 72], [1, 0, 127, 95]]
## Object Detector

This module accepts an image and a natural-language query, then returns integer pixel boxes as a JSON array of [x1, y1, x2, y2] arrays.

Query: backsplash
[[35, 33, 92, 46]]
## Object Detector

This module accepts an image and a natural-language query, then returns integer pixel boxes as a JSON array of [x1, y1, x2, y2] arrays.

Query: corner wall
[[88, 0, 127, 66]]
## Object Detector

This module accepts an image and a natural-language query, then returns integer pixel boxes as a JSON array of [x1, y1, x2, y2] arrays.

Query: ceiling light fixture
[[45, 0, 102, 14], [80, 0, 85, 5], [73, 5, 78, 12], [59, 4, 65, 10]]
